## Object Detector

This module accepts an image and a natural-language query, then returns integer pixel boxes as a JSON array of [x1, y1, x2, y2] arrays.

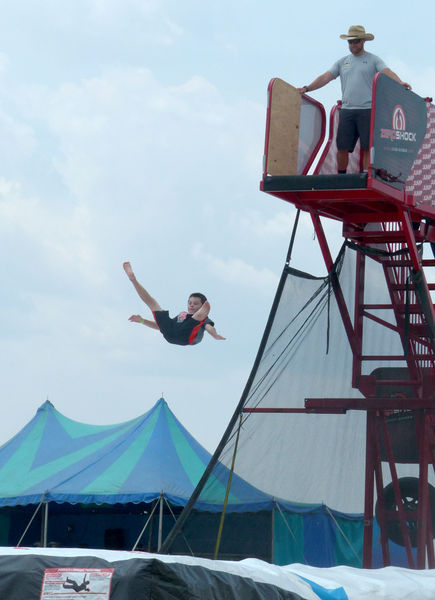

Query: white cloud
[[16, 67, 262, 211], [238, 210, 293, 238], [0, 177, 105, 286], [192, 242, 278, 291], [384, 58, 435, 99]]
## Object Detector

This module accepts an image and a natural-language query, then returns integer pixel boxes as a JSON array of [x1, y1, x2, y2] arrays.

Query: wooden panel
[[266, 79, 301, 176]]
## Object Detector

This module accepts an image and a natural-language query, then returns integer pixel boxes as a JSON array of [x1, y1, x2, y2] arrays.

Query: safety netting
[[161, 235, 434, 566]]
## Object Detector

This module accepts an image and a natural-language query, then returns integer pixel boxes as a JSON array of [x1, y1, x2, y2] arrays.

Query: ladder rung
[[348, 231, 408, 240], [380, 259, 435, 268], [362, 355, 409, 361], [391, 283, 435, 291], [375, 379, 420, 386], [397, 305, 435, 314], [361, 354, 434, 360], [381, 260, 413, 267], [364, 304, 434, 314]]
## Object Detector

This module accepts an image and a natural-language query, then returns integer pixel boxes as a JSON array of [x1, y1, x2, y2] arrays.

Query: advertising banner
[[371, 74, 427, 190]]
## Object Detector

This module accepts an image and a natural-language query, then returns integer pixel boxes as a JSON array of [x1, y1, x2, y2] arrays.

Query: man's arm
[[128, 314, 159, 329], [204, 323, 226, 340], [381, 68, 411, 89], [298, 71, 336, 94]]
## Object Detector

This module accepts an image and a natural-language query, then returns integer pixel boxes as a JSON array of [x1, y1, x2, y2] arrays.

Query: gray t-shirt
[[329, 51, 387, 109]]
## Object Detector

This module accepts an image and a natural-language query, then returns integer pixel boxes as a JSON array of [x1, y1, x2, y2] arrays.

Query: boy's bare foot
[[123, 262, 135, 281], [192, 300, 210, 322]]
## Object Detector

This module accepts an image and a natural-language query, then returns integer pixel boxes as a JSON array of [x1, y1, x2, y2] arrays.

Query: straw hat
[[340, 25, 374, 41]]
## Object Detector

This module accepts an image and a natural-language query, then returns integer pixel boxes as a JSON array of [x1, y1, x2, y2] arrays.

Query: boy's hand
[[128, 314, 143, 323]]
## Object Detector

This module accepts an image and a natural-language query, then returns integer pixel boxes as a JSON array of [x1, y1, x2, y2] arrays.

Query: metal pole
[[41, 502, 48, 548], [271, 502, 274, 564], [157, 493, 164, 551], [132, 500, 160, 551], [363, 411, 375, 568], [16, 497, 45, 547]]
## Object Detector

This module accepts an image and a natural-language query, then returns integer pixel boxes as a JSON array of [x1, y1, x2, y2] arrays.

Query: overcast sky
[[1, 0, 434, 452]]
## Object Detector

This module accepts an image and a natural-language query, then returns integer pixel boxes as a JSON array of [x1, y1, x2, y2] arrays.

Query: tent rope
[[274, 501, 308, 564], [324, 505, 362, 563], [162, 495, 195, 557], [213, 413, 243, 560]]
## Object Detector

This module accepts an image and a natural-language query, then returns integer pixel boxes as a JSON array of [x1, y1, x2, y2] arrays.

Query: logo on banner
[[380, 105, 416, 142], [392, 105, 406, 130]]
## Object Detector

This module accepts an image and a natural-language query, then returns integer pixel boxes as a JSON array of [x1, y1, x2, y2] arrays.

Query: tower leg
[[363, 411, 376, 568]]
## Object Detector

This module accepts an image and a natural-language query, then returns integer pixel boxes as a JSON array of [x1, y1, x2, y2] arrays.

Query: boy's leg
[[123, 262, 162, 312], [191, 300, 210, 322]]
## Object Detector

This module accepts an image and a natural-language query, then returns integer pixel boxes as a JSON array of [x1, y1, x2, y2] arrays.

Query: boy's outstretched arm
[[205, 323, 226, 340], [128, 314, 160, 330]]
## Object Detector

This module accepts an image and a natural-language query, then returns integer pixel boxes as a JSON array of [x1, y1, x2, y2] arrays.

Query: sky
[[1, 0, 435, 452]]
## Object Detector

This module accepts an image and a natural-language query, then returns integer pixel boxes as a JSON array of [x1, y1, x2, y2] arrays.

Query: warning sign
[[40, 568, 114, 599]]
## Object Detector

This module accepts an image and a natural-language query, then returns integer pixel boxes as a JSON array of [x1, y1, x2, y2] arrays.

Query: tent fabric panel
[[53, 405, 128, 440], [273, 507, 363, 569], [164, 403, 213, 486], [0, 406, 48, 487], [332, 517, 363, 568], [118, 403, 196, 498], [192, 456, 276, 509], [31, 405, 129, 469], [303, 513, 336, 567], [274, 507, 364, 567], [273, 509, 305, 566], [79, 406, 160, 494], [0, 514, 10, 546], [5, 426, 134, 499], [0, 493, 47, 508], [171, 511, 273, 562], [193, 499, 276, 513], [0, 406, 44, 462], [42, 491, 189, 507]]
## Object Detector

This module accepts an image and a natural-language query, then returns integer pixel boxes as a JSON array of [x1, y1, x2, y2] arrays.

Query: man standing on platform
[[298, 25, 411, 173]]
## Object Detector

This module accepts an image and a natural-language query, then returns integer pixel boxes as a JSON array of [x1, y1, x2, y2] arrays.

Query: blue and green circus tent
[[0, 398, 272, 510], [0, 398, 363, 565]]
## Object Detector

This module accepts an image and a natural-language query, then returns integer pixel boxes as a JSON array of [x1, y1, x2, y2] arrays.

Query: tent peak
[[38, 400, 54, 412]]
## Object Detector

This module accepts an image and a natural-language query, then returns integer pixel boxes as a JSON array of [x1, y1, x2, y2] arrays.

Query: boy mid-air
[[123, 262, 226, 346]]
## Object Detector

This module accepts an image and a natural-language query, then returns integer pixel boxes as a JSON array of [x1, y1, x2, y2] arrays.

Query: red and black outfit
[[152, 310, 214, 346]]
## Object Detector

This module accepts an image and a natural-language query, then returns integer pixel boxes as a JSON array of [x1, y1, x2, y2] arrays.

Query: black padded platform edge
[[262, 173, 367, 191]]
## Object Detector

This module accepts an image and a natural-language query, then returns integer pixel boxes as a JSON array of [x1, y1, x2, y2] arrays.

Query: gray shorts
[[336, 108, 371, 151]]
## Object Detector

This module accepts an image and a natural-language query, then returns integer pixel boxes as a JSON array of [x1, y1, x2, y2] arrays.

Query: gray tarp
[[0, 547, 435, 600]]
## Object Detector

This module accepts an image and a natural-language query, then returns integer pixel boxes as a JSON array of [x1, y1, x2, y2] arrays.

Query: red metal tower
[[260, 74, 435, 568]]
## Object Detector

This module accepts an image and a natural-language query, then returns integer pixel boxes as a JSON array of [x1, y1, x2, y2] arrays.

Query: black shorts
[[153, 311, 208, 346], [336, 108, 371, 151]]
